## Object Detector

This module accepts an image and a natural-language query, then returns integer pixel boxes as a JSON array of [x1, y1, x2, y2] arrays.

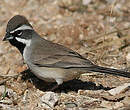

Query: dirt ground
[[0, 0, 130, 109]]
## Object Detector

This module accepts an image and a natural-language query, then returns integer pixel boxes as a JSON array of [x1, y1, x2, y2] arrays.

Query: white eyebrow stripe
[[10, 25, 33, 33]]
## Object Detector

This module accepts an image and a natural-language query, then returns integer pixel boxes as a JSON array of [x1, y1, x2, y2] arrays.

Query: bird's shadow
[[21, 69, 111, 92]]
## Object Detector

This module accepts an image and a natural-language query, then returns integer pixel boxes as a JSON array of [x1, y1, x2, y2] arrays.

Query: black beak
[[3, 33, 14, 41]]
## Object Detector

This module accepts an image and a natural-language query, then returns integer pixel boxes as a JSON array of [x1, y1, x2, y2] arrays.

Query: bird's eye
[[16, 30, 22, 36], [10, 30, 22, 37]]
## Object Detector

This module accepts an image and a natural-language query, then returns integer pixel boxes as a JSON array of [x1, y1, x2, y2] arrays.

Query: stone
[[40, 92, 59, 109]]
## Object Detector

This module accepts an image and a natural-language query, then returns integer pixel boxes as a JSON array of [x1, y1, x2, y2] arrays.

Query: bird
[[3, 15, 130, 90]]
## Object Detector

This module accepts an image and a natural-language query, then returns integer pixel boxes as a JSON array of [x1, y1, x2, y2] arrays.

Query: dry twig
[[87, 27, 130, 40], [0, 74, 20, 85]]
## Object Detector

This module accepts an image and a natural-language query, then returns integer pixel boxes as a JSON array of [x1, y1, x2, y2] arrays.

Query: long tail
[[87, 65, 130, 78]]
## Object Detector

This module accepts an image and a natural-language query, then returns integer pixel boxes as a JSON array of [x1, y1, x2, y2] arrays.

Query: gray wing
[[29, 38, 130, 78], [30, 39, 94, 69]]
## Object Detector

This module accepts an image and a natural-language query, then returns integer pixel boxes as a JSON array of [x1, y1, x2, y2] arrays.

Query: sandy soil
[[0, 0, 130, 109]]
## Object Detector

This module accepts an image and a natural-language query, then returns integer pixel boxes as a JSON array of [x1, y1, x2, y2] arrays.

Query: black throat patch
[[9, 38, 25, 55]]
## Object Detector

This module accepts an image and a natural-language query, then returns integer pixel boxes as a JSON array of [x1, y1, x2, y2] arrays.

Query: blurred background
[[0, 0, 130, 109], [0, 0, 130, 75]]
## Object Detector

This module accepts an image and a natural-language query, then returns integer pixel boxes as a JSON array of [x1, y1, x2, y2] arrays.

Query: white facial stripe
[[10, 25, 33, 33], [6, 36, 14, 40], [15, 37, 31, 46]]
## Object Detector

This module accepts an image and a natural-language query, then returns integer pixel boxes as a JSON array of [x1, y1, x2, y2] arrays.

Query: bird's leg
[[49, 78, 63, 91], [50, 84, 59, 91]]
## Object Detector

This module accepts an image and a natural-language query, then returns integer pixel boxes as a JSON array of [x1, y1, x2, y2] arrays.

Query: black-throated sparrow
[[3, 15, 130, 89]]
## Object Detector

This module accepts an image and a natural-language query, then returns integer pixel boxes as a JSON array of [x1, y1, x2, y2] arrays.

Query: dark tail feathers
[[88, 65, 130, 78]]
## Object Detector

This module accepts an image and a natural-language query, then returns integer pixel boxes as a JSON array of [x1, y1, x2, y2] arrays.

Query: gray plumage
[[3, 15, 130, 87]]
